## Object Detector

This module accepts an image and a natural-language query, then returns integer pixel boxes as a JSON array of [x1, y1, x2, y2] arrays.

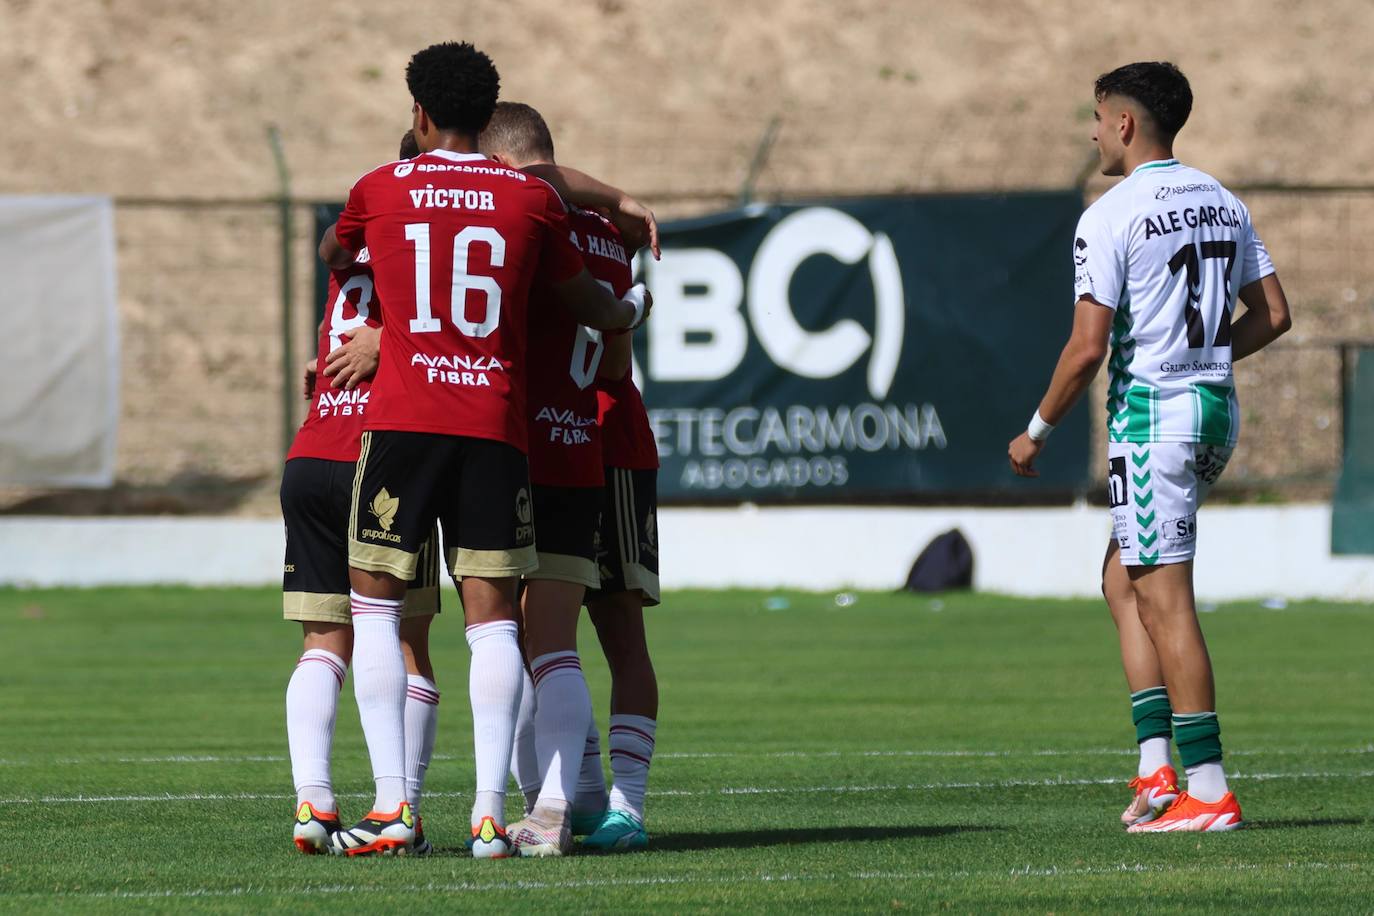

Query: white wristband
[[621, 283, 647, 330], [1027, 410, 1054, 442]]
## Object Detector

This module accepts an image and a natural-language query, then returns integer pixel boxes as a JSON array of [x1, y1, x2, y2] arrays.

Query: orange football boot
[[1121, 765, 1180, 826], [1127, 791, 1243, 832], [293, 801, 342, 854]]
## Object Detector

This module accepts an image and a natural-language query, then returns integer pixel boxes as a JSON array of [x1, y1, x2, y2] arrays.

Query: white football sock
[[607, 714, 657, 822], [404, 674, 440, 815], [286, 648, 347, 813], [349, 591, 407, 813], [574, 715, 608, 815], [1138, 736, 1172, 778], [1185, 761, 1230, 804], [530, 651, 593, 807], [466, 620, 524, 828], [509, 667, 541, 813]]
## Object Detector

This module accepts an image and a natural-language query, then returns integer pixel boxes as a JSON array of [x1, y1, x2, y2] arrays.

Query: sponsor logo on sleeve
[[1073, 237, 1089, 267], [1073, 237, 1093, 288]]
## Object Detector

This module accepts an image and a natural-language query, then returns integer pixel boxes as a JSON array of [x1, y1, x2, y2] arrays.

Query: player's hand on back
[[611, 196, 660, 260], [324, 324, 382, 391], [303, 362, 318, 400], [1007, 431, 1043, 478]]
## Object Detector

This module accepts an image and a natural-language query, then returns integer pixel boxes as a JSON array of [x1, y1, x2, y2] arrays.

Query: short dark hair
[[405, 41, 500, 134], [1095, 61, 1192, 138], [398, 129, 419, 160], [478, 102, 556, 164]]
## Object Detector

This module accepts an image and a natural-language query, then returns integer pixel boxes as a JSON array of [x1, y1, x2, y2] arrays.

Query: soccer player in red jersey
[[283, 132, 452, 855], [580, 307, 662, 851], [476, 102, 636, 856], [318, 42, 650, 858]]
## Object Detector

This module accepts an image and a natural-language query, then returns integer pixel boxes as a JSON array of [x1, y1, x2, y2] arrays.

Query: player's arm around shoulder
[[598, 330, 634, 381], [523, 163, 660, 258], [1008, 297, 1113, 477], [319, 223, 353, 270], [555, 270, 652, 332], [320, 170, 377, 270], [531, 180, 653, 332]]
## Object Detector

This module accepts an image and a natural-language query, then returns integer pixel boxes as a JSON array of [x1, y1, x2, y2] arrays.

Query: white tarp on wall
[[0, 196, 119, 486]]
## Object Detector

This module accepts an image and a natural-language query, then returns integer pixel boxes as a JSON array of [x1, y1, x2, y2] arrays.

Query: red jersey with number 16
[[286, 252, 379, 463], [526, 206, 634, 487], [333, 149, 585, 451]]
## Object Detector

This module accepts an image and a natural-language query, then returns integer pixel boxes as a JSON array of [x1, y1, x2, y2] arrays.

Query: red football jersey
[[286, 253, 380, 463], [334, 149, 585, 450], [597, 360, 659, 471], [526, 206, 634, 487]]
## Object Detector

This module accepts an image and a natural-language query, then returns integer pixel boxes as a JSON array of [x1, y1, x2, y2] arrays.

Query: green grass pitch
[[0, 586, 1370, 912]]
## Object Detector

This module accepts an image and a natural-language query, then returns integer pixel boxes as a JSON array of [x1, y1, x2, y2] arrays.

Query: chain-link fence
[[0, 199, 320, 515], [1080, 187, 1374, 501], [2, 185, 1369, 514]]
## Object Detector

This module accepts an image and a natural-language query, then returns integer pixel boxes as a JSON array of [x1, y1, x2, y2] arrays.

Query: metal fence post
[[267, 126, 295, 459], [737, 116, 781, 206]]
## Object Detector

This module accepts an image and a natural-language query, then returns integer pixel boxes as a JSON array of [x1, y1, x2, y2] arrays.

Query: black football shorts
[[348, 430, 537, 580], [281, 456, 439, 623], [527, 484, 602, 589], [587, 467, 660, 606]]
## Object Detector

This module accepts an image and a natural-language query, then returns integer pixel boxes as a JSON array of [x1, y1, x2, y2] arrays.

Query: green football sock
[[1172, 711, 1223, 769], [1130, 686, 1172, 744]]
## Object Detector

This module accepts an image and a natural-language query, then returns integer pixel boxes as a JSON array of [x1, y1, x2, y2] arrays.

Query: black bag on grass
[[903, 529, 973, 592]]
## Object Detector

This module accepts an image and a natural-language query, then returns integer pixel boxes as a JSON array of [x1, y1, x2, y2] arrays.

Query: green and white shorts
[[1107, 441, 1231, 567]]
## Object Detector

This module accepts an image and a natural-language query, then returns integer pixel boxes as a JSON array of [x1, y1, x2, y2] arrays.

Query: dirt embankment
[[1, 0, 1369, 513], [4, 1, 1371, 199]]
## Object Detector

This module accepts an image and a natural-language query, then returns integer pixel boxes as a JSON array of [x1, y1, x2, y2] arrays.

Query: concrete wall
[[2, 504, 1371, 601]]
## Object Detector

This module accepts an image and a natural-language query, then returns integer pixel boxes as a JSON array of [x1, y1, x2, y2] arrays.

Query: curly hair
[[478, 102, 556, 165], [398, 129, 419, 160], [405, 41, 500, 134], [1095, 61, 1192, 138]]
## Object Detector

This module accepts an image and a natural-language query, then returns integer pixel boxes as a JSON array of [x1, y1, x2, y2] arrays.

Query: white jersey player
[[1079, 161, 1273, 453], [1008, 62, 1291, 833]]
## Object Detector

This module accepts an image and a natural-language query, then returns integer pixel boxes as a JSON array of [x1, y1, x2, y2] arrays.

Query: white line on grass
[[656, 746, 1374, 761], [5, 745, 1369, 767], [7, 860, 1366, 902], [3, 770, 1369, 806]]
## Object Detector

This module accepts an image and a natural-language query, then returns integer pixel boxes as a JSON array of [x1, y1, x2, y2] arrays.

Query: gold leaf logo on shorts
[[515, 487, 533, 526], [370, 488, 400, 532]]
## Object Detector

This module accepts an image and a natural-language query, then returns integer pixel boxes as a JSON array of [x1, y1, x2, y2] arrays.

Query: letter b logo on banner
[[642, 207, 905, 399]]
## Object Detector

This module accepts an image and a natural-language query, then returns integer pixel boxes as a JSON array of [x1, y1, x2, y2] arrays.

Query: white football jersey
[[1074, 159, 1274, 446]]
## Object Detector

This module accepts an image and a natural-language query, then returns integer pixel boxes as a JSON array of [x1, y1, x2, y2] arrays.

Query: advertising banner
[[634, 195, 1090, 500], [314, 192, 1091, 501]]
